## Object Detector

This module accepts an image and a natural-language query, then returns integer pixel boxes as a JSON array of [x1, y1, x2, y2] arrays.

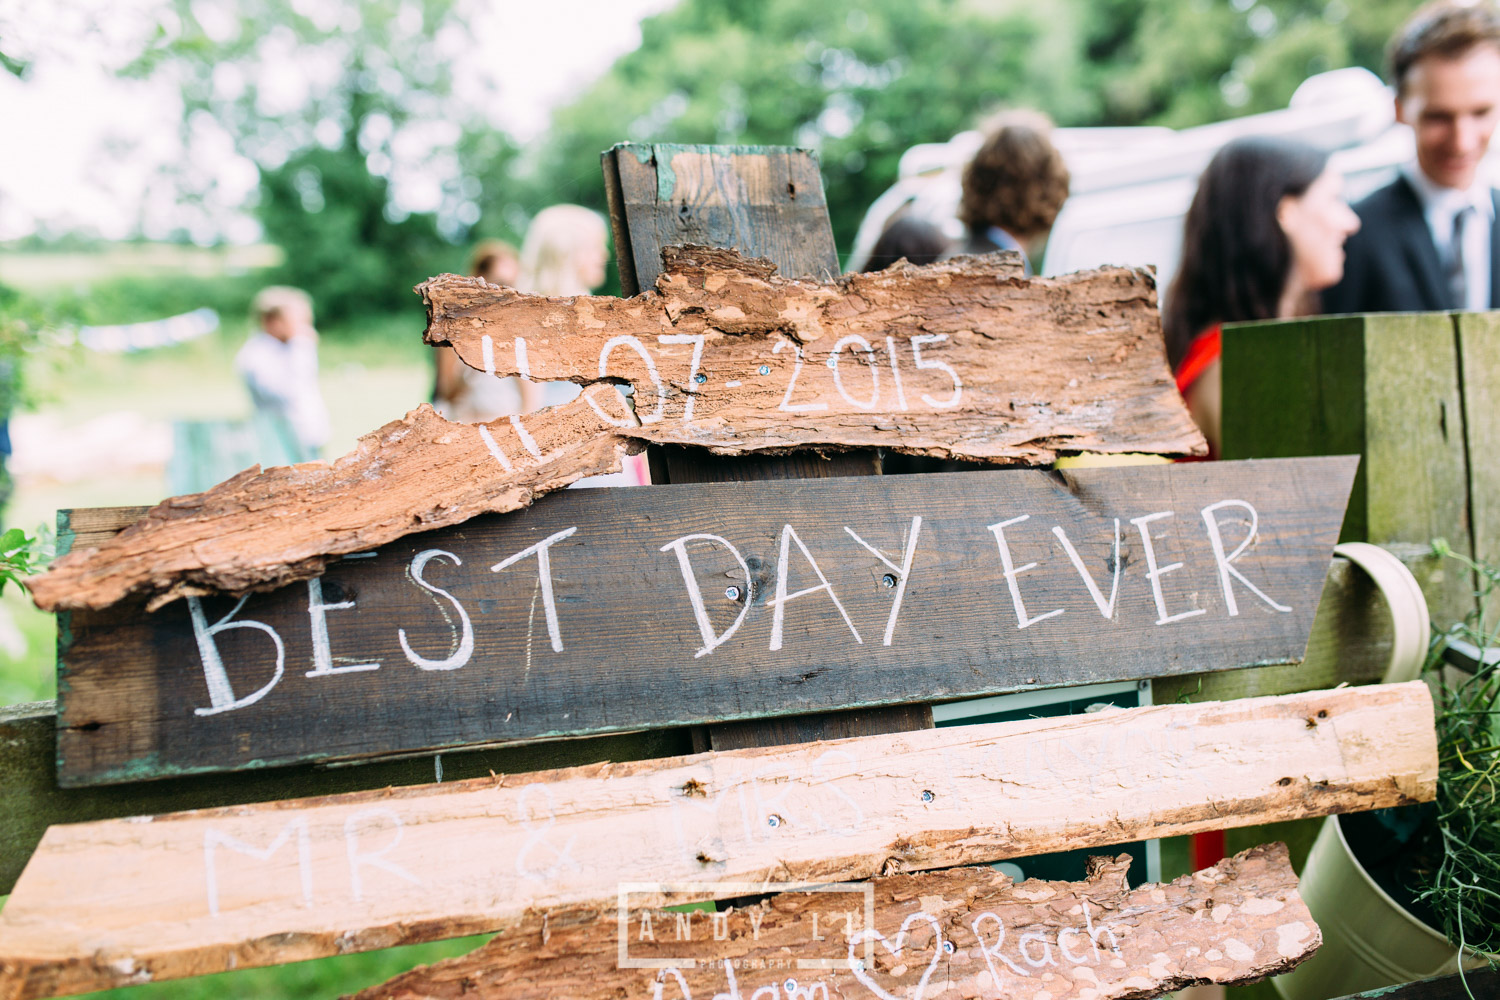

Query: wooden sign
[[353, 844, 1319, 1000], [0, 684, 1432, 998], [28, 401, 629, 611], [420, 246, 1204, 463], [56, 457, 1355, 786]]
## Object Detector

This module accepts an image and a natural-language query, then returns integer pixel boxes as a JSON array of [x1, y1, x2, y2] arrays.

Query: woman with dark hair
[[1165, 137, 1360, 458]]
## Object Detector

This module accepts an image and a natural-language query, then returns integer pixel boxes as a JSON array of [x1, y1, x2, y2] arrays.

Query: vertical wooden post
[[1220, 313, 1478, 625], [601, 142, 932, 749]]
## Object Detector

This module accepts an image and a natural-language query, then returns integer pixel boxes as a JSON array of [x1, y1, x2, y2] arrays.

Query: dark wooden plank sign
[[57, 456, 1356, 786]]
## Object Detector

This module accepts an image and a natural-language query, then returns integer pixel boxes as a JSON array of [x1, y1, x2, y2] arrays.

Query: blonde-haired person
[[235, 285, 329, 459], [433, 239, 525, 423]]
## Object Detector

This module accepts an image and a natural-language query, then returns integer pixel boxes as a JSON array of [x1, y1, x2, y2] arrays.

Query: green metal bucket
[[1272, 814, 1484, 999]]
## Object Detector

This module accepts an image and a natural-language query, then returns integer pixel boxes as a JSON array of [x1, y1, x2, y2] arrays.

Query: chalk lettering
[[885, 335, 909, 411], [848, 912, 943, 1000], [651, 968, 691, 1000], [492, 527, 578, 653], [660, 333, 707, 423], [768, 524, 862, 651], [1130, 511, 1206, 625], [912, 333, 962, 408], [510, 414, 547, 461], [661, 533, 753, 658], [399, 549, 475, 671], [204, 817, 310, 917], [190, 595, 285, 717], [972, 912, 1030, 977], [987, 515, 1064, 629], [305, 577, 379, 677], [774, 338, 828, 413], [480, 334, 496, 375], [344, 807, 422, 901], [844, 516, 922, 646], [1052, 519, 1122, 620], [1019, 928, 1058, 967], [831, 334, 880, 410], [589, 334, 666, 425], [476, 424, 513, 471], [1201, 500, 1291, 616], [514, 784, 579, 881]]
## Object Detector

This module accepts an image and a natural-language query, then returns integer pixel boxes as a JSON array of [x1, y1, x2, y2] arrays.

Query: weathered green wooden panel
[[1222, 312, 1476, 626]]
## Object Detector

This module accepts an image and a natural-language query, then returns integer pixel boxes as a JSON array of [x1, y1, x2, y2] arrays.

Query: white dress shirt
[[1403, 163, 1494, 311]]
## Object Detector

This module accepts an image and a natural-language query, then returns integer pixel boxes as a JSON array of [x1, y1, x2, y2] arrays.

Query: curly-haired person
[[954, 111, 1071, 274]]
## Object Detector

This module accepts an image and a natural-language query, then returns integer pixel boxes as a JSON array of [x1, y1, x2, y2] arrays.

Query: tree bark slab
[[349, 843, 1317, 1000], [0, 683, 1432, 998], [420, 246, 1205, 462], [28, 403, 628, 611]]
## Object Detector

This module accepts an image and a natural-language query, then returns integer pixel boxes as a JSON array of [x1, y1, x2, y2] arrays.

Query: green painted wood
[[55, 458, 1355, 785], [1454, 311, 1500, 624], [0, 699, 691, 898], [1221, 312, 1477, 626]]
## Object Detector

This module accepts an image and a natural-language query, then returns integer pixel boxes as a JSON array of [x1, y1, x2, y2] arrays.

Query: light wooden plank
[[353, 844, 1318, 1000], [53, 458, 1355, 785], [0, 683, 1436, 998]]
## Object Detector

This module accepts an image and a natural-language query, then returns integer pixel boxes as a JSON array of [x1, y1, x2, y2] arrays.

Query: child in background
[[235, 286, 330, 460]]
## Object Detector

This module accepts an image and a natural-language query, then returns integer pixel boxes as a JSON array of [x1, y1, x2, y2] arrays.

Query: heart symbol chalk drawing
[[847, 911, 945, 1000]]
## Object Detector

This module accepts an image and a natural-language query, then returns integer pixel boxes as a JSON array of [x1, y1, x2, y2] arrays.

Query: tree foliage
[[504, 0, 1417, 259]]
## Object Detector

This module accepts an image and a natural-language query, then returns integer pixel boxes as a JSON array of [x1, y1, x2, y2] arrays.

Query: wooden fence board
[[55, 457, 1355, 786], [0, 551, 1398, 896], [1221, 313, 1477, 625], [351, 844, 1317, 1000], [0, 683, 1434, 998], [1329, 969, 1500, 999], [1454, 311, 1500, 623], [604, 144, 843, 294]]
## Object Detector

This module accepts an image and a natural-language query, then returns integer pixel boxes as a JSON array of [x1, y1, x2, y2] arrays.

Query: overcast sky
[[0, 0, 677, 242]]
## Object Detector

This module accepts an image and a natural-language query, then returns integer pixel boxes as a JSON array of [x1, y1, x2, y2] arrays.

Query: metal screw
[[758, 364, 771, 376], [921, 789, 934, 802], [826, 356, 837, 368], [850, 959, 865, 972], [767, 814, 782, 828], [784, 980, 797, 993], [942, 940, 955, 954], [694, 372, 707, 384], [881, 573, 897, 589], [725, 585, 742, 601]]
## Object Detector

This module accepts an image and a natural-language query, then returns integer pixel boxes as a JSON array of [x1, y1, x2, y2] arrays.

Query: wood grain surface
[[420, 245, 1206, 463], [348, 844, 1318, 1000], [54, 456, 1355, 785], [0, 683, 1435, 998], [27, 403, 630, 612]]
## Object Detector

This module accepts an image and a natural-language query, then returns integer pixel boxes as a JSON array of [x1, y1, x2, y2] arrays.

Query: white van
[[845, 67, 1449, 296]]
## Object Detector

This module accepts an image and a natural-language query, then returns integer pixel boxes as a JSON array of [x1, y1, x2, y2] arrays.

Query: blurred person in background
[[1165, 137, 1360, 460], [952, 111, 1071, 274], [517, 204, 647, 486], [861, 216, 951, 271], [433, 239, 525, 423], [1323, 1, 1500, 313], [236, 286, 330, 460]]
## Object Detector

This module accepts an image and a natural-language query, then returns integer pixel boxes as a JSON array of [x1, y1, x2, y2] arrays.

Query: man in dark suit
[[1322, 2, 1500, 315]]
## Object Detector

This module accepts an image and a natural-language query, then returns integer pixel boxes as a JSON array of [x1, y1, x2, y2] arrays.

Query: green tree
[[127, 0, 507, 323], [521, 0, 1421, 261]]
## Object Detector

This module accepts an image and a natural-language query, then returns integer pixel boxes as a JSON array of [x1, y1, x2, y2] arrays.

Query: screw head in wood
[[942, 940, 955, 954], [767, 814, 782, 828], [694, 372, 707, 384], [921, 789, 934, 802], [758, 364, 771, 376], [881, 573, 897, 588], [725, 585, 742, 601]]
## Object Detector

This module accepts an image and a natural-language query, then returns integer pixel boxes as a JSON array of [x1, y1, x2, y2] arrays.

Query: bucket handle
[[1333, 542, 1431, 684]]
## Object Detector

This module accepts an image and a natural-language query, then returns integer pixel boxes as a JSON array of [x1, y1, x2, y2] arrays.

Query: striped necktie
[[1447, 205, 1474, 309]]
